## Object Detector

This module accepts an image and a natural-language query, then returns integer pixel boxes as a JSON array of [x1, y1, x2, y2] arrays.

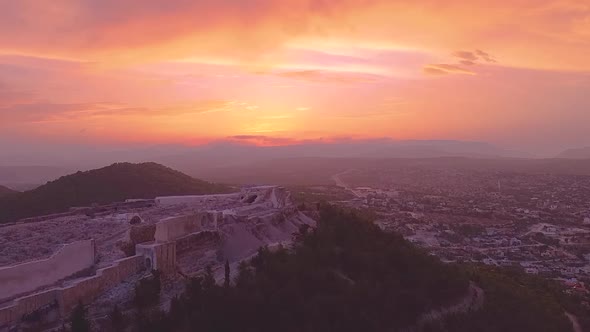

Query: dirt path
[[401, 282, 485, 332], [565, 312, 582, 332]]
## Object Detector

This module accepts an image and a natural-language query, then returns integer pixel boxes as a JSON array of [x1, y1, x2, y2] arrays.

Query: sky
[[0, 0, 589, 157]]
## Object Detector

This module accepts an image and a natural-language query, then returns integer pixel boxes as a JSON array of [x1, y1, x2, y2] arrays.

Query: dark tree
[[224, 260, 230, 288], [203, 265, 215, 290], [109, 305, 125, 332], [133, 270, 162, 310], [70, 302, 90, 332]]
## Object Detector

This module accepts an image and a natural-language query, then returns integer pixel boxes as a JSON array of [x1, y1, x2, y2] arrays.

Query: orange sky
[[0, 0, 589, 153]]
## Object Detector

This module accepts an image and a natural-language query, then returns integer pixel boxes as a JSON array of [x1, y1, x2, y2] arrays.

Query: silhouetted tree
[[224, 260, 230, 288], [134, 270, 161, 310], [203, 265, 215, 290], [109, 305, 125, 332], [70, 302, 90, 332]]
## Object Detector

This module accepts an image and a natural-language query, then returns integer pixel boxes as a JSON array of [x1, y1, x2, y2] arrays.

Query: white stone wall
[[0, 255, 145, 329], [155, 193, 238, 207], [0, 240, 95, 301], [154, 215, 202, 242]]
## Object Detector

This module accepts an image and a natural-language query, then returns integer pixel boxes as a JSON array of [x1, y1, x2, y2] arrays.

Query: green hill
[[0, 185, 17, 198], [0, 162, 229, 223]]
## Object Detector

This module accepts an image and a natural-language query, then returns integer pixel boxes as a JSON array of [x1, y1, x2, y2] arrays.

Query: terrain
[[0, 162, 228, 223], [0, 185, 16, 198], [109, 205, 578, 332], [1, 159, 589, 331]]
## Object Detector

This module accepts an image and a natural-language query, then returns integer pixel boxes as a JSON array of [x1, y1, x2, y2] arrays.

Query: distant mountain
[[0, 162, 229, 223], [0, 185, 17, 197], [159, 140, 529, 177], [557, 147, 590, 159]]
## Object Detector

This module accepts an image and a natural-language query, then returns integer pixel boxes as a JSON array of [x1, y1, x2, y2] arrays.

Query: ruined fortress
[[0, 186, 314, 331]]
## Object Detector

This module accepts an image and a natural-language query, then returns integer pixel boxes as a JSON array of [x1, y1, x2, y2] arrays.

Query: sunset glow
[[1, 0, 589, 153]]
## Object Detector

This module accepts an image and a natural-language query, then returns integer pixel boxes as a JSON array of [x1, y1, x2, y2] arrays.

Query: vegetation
[[429, 265, 576, 331], [108, 305, 126, 332], [0, 162, 229, 223], [113, 205, 583, 332], [134, 270, 162, 310], [224, 259, 230, 288], [127, 205, 470, 332], [70, 302, 91, 332]]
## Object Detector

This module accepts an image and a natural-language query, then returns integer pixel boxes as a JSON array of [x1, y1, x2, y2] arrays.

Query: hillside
[[118, 205, 581, 332], [0, 185, 17, 198], [0, 162, 229, 223]]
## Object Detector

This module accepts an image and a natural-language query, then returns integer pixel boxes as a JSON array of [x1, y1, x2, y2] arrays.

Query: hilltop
[[0, 162, 228, 223], [0, 185, 17, 198]]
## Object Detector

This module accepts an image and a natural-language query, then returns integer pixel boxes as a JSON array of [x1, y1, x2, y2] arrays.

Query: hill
[[119, 205, 581, 332], [0, 185, 17, 198], [0, 162, 229, 223], [558, 147, 590, 159]]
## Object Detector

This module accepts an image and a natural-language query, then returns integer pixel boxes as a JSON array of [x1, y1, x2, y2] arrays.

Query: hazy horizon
[[0, 137, 580, 168]]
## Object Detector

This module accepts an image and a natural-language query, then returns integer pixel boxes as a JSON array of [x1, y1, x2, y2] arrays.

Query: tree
[[224, 260, 230, 288], [203, 264, 216, 290], [134, 270, 162, 309], [109, 305, 125, 332], [70, 302, 90, 332]]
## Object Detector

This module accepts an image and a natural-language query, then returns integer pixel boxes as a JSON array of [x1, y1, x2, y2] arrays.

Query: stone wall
[[0, 240, 95, 301], [136, 242, 176, 274], [0, 255, 144, 330], [175, 231, 220, 255], [154, 211, 222, 243], [130, 224, 156, 244], [155, 193, 238, 207]]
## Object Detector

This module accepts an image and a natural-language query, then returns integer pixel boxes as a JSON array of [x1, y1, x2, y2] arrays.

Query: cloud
[[459, 60, 476, 66], [227, 135, 300, 146], [0, 100, 238, 124], [0, 1, 587, 73], [422, 64, 476, 76], [475, 49, 497, 63], [453, 49, 497, 63], [273, 70, 381, 84], [452, 51, 479, 62], [423, 49, 497, 75]]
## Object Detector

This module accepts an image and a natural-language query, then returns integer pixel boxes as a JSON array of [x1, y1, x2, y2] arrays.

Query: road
[[331, 169, 362, 198]]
